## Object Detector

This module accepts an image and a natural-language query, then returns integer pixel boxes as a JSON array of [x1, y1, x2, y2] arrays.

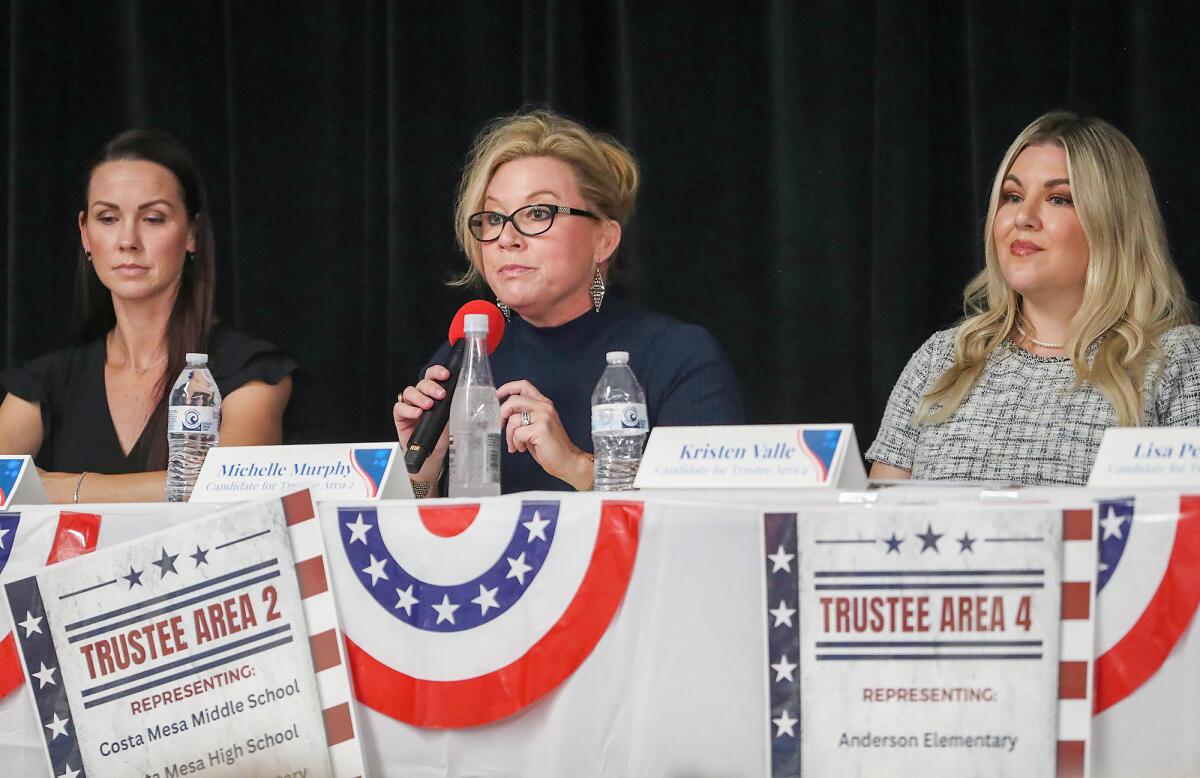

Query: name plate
[[1088, 427, 1200, 487], [191, 443, 412, 503], [0, 455, 47, 508], [632, 424, 866, 490]]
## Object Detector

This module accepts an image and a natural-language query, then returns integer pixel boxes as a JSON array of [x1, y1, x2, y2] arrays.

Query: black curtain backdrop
[[3, 2, 1199, 449]]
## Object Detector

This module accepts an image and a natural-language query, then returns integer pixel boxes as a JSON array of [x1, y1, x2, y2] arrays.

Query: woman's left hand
[[497, 380, 593, 491]]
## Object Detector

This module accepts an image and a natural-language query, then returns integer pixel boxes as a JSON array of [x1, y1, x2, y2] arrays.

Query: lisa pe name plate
[[2, 491, 364, 778], [1088, 427, 1200, 487], [0, 456, 48, 509], [759, 504, 1096, 778], [633, 424, 867, 490], [191, 442, 412, 502]]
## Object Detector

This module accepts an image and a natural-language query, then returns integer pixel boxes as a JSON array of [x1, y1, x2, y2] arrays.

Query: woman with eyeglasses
[[0, 129, 296, 502], [394, 110, 743, 495], [868, 111, 1200, 485]]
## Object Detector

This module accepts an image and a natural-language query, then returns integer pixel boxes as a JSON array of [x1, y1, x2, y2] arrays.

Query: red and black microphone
[[403, 300, 506, 474]]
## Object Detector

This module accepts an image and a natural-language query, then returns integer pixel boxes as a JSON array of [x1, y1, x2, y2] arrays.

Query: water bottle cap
[[606, 351, 629, 364], [463, 313, 489, 334], [185, 353, 208, 365]]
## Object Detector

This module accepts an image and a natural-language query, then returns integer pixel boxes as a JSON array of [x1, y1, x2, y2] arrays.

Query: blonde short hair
[[918, 111, 1193, 426], [452, 110, 639, 287]]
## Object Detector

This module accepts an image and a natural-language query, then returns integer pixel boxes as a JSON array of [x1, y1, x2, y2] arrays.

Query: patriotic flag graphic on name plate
[[0, 511, 103, 700], [325, 497, 641, 728], [1093, 494, 1200, 714]]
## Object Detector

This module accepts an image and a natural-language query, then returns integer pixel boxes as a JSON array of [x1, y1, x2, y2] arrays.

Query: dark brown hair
[[77, 128, 216, 468]]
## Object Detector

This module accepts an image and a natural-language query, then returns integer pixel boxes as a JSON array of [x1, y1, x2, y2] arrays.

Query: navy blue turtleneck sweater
[[427, 297, 744, 493]]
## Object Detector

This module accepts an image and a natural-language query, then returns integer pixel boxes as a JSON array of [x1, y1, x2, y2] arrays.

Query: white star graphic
[[361, 554, 389, 586], [32, 662, 57, 689], [432, 594, 460, 625], [57, 766, 80, 778], [44, 712, 69, 739], [773, 709, 798, 738], [18, 611, 43, 638], [1100, 506, 1127, 541], [770, 600, 796, 628], [345, 513, 374, 545], [1099, 561, 1110, 573], [767, 545, 795, 573], [523, 511, 551, 542], [771, 654, 797, 683], [506, 552, 533, 585], [0, 527, 9, 549], [471, 584, 500, 615], [393, 584, 419, 615]]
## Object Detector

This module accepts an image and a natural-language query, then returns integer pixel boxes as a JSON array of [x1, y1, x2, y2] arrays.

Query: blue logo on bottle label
[[182, 409, 202, 432]]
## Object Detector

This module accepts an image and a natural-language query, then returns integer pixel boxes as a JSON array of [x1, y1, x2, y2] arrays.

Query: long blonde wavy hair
[[917, 111, 1192, 426], [451, 110, 639, 288]]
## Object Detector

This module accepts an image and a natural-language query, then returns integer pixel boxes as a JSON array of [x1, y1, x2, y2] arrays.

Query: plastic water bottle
[[591, 351, 648, 491], [448, 314, 501, 497], [165, 353, 221, 502]]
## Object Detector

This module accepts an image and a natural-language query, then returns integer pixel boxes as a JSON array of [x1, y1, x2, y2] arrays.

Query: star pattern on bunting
[[432, 594, 460, 625], [336, 501, 560, 633], [506, 552, 533, 585], [394, 584, 418, 615], [190, 545, 209, 566], [0, 527, 9, 549], [522, 511, 550, 542], [346, 513, 373, 545], [362, 554, 389, 586], [472, 584, 500, 615], [1100, 505, 1128, 540], [57, 766, 80, 778]]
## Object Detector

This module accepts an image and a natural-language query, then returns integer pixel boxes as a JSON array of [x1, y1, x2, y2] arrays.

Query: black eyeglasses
[[467, 203, 599, 242]]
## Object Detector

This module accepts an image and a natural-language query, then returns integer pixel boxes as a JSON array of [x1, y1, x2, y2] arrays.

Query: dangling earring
[[590, 266, 606, 313], [185, 251, 195, 263], [497, 300, 511, 320], [85, 251, 93, 263]]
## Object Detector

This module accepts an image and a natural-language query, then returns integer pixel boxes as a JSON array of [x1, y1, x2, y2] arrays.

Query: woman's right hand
[[394, 364, 452, 485]]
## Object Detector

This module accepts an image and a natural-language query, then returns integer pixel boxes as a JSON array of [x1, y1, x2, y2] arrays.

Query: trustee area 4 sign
[[761, 504, 1096, 778]]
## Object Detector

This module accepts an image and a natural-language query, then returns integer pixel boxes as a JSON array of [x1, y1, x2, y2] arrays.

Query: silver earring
[[497, 300, 511, 320], [185, 251, 195, 262], [86, 251, 93, 263], [590, 267, 606, 313]]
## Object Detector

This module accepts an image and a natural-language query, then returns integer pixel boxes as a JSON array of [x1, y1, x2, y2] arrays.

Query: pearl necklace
[[1014, 322, 1064, 350]]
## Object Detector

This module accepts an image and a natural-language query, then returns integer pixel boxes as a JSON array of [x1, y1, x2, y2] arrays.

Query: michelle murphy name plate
[[2, 494, 360, 778], [634, 424, 866, 489]]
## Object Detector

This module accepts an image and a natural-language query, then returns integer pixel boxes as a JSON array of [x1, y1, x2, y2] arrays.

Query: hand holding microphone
[[395, 301, 506, 483]]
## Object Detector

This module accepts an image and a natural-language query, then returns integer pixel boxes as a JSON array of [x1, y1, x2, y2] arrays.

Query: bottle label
[[485, 433, 501, 482], [591, 403, 648, 435], [448, 433, 502, 484], [168, 406, 217, 434]]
